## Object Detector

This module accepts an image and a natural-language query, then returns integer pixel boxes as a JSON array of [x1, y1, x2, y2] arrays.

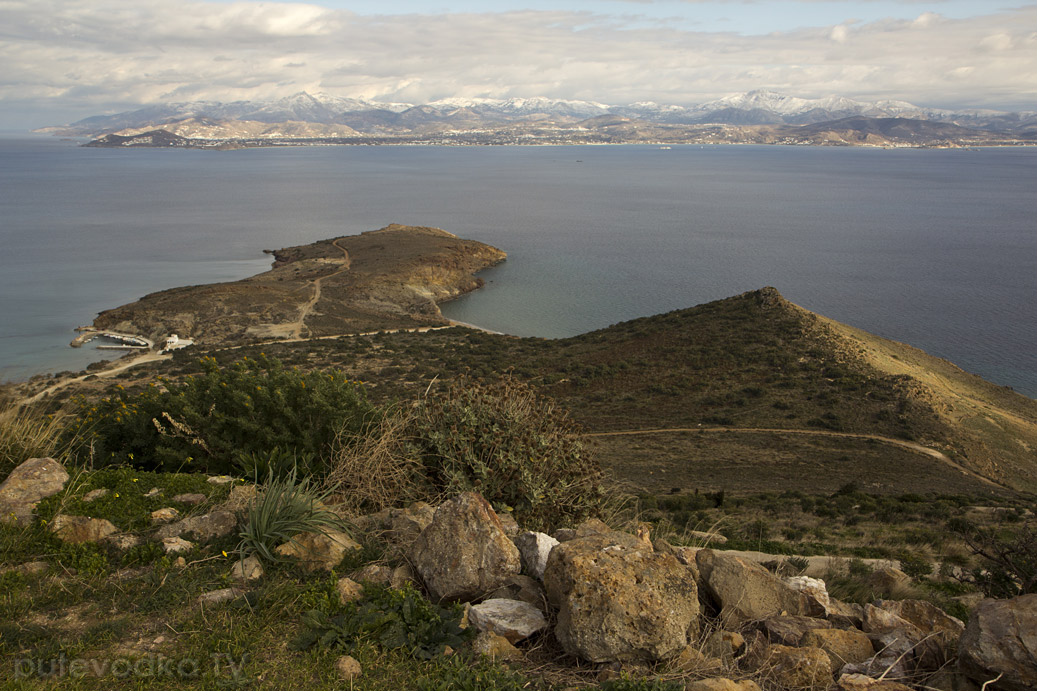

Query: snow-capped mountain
[[42, 90, 1035, 137]]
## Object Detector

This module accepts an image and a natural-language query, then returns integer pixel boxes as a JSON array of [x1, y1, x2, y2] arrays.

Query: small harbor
[[70, 328, 153, 350]]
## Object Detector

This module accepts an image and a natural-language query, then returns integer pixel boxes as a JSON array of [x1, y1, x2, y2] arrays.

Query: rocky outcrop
[[92, 225, 507, 346], [409, 492, 521, 602], [0, 457, 69, 524], [543, 522, 699, 663], [957, 594, 1037, 691]]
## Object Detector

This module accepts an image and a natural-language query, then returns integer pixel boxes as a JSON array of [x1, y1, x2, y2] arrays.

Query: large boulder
[[0, 457, 69, 524], [957, 594, 1037, 691], [543, 523, 699, 663], [862, 601, 958, 674], [697, 549, 821, 627], [873, 599, 964, 650], [409, 493, 521, 602]]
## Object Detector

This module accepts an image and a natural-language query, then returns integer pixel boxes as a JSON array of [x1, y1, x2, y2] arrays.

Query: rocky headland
[[90, 224, 506, 347]]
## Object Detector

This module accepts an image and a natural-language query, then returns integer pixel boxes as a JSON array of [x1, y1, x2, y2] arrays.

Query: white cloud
[[0, 0, 1035, 127]]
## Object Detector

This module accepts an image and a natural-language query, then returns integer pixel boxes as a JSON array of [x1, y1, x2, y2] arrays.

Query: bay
[[1, 136, 1034, 398]]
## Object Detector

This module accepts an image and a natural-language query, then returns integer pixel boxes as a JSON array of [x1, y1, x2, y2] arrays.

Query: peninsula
[[88, 224, 506, 348]]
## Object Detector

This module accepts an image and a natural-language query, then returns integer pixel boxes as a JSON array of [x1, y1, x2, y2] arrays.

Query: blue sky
[[1, 0, 1035, 128], [274, 0, 1006, 34]]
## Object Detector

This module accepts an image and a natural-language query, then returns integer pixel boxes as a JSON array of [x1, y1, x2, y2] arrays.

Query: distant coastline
[[79, 121, 1035, 150]]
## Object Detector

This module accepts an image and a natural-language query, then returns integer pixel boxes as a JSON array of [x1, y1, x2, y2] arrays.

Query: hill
[[43, 286, 1034, 498]]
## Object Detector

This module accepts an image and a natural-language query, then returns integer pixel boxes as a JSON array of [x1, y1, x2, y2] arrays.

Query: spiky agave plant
[[237, 466, 349, 564]]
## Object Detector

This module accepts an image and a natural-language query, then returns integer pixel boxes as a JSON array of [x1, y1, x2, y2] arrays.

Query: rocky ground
[[2, 455, 1034, 690]]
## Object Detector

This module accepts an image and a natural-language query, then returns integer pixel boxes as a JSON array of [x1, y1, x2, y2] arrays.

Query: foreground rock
[[543, 522, 699, 663], [334, 655, 362, 681], [957, 594, 1037, 691], [154, 510, 236, 542], [697, 549, 821, 627], [754, 644, 833, 690], [275, 530, 360, 571], [513, 531, 559, 581], [467, 598, 548, 644], [0, 457, 69, 524], [410, 492, 521, 602], [49, 514, 119, 544]]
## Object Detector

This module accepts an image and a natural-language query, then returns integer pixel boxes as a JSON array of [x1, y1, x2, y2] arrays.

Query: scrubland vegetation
[[3, 288, 1035, 688]]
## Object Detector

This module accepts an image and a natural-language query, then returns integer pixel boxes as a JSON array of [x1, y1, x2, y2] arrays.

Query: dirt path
[[24, 351, 172, 405], [282, 238, 353, 339], [585, 426, 1005, 489]]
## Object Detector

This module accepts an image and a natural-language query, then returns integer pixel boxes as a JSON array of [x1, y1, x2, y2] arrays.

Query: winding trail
[[284, 238, 353, 339], [584, 426, 1004, 489], [24, 351, 172, 405]]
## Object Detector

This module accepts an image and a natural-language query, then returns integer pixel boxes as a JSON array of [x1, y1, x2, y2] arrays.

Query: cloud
[[0, 0, 1035, 127]]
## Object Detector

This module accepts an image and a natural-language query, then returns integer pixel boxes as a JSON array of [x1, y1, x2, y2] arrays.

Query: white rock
[[468, 598, 548, 644], [513, 531, 559, 581], [784, 575, 830, 615]]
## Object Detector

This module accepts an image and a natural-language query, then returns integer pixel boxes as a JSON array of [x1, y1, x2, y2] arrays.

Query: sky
[[1, 0, 1036, 129]]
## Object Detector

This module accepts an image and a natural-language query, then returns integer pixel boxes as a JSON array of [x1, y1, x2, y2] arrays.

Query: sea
[[1, 135, 1035, 398]]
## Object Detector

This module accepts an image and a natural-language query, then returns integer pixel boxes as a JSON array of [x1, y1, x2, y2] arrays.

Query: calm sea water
[[1, 136, 1034, 398]]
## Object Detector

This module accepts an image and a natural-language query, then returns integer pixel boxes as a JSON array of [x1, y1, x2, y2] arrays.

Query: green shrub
[[899, 553, 933, 579], [234, 446, 317, 483], [950, 519, 1037, 597], [293, 584, 470, 660], [407, 375, 605, 531], [65, 355, 378, 475], [237, 467, 350, 565]]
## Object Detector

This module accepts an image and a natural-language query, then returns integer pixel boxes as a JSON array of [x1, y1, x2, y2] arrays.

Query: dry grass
[[323, 406, 426, 516], [0, 403, 69, 480]]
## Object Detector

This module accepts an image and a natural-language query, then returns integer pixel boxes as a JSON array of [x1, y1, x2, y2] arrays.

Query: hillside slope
[[36, 286, 1035, 496]]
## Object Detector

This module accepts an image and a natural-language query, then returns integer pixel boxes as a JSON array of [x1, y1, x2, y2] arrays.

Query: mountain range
[[42, 90, 1037, 139]]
